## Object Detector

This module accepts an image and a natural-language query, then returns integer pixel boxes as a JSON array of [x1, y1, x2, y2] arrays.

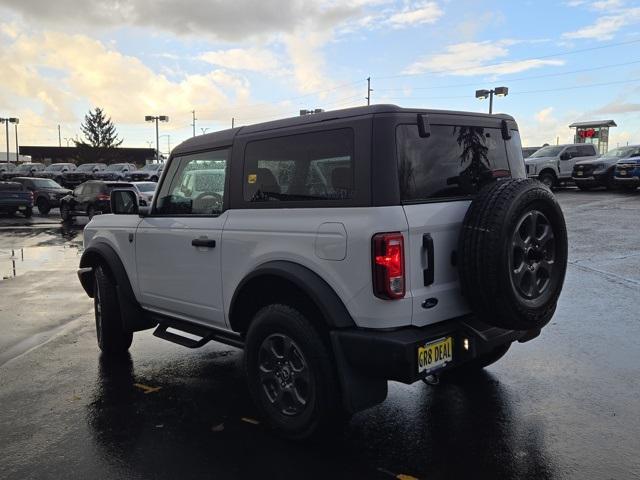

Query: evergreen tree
[[74, 108, 124, 164]]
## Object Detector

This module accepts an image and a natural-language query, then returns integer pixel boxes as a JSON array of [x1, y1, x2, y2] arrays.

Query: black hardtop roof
[[172, 104, 516, 155]]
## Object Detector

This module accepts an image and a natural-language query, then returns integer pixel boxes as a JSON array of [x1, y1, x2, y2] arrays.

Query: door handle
[[191, 238, 216, 248], [422, 233, 435, 286]]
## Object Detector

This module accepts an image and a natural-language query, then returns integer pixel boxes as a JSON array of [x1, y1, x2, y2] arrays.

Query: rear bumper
[[331, 316, 538, 384]]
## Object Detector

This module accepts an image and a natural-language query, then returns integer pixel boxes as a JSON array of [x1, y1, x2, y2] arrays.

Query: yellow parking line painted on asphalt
[[241, 417, 260, 425], [133, 383, 162, 394]]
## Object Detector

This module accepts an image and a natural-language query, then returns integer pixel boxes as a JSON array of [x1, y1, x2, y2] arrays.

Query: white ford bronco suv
[[78, 105, 568, 439]]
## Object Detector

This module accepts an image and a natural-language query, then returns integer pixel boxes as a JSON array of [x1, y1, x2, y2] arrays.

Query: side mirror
[[110, 189, 139, 215]]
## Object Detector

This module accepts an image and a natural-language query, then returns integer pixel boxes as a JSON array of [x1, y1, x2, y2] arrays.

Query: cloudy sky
[[1, 0, 640, 152]]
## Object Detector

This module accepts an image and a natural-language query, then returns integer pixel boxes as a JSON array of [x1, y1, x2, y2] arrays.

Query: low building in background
[[18, 146, 156, 166]]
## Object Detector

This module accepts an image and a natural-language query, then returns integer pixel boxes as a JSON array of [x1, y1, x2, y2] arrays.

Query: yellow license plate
[[418, 337, 453, 373]]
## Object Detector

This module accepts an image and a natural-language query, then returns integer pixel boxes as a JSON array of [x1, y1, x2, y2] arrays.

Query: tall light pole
[[0, 117, 19, 162], [159, 134, 171, 158], [145, 115, 169, 163], [191, 110, 196, 137], [14, 119, 19, 162], [475, 86, 508, 114]]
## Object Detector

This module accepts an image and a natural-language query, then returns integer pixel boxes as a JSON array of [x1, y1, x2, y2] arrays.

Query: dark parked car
[[60, 163, 107, 188], [3, 162, 45, 180], [573, 145, 640, 190], [38, 163, 77, 184], [12, 177, 71, 215], [93, 163, 137, 181], [127, 162, 164, 182], [0, 162, 16, 179], [60, 180, 134, 221], [613, 155, 640, 191], [0, 181, 33, 217]]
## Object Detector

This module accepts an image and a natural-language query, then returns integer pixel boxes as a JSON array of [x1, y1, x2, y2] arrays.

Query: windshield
[[106, 164, 126, 171], [16, 164, 37, 172], [45, 164, 69, 171], [530, 146, 564, 158], [77, 164, 98, 172], [136, 182, 156, 192], [32, 179, 62, 188], [601, 146, 640, 159]]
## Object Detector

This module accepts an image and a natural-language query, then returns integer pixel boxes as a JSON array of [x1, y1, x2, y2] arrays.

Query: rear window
[[243, 129, 354, 202], [397, 124, 511, 202]]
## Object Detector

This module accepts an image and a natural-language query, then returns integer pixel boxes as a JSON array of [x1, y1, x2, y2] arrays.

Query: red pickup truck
[[0, 181, 33, 217]]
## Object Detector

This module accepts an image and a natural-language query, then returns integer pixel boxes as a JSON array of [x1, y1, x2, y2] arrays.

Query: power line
[[372, 38, 640, 80], [374, 59, 640, 92], [382, 77, 640, 101]]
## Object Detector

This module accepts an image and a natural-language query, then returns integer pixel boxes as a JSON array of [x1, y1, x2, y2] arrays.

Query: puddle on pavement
[[0, 224, 84, 280]]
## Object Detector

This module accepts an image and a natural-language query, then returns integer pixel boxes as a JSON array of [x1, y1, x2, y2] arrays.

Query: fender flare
[[79, 242, 155, 332], [229, 260, 356, 331]]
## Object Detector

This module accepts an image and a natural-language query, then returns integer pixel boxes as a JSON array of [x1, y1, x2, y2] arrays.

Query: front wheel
[[245, 304, 343, 440], [537, 172, 555, 189], [60, 203, 72, 222], [94, 265, 133, 354], [37, 197, 51, 215]]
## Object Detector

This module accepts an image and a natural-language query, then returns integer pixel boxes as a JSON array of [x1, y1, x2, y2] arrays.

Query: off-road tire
[[458, 178, 568, 331], [36, 197, 51, 215], [24, 207, 33, 218], [245, 304, 343, 440], [94, 265, 133, 354]]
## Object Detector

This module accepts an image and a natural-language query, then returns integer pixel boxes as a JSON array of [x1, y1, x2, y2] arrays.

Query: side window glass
[[155, 149, 229, 215], [243, 129, 354, 202], [397, 124, 510, 202], [564, 147, 578, 158]]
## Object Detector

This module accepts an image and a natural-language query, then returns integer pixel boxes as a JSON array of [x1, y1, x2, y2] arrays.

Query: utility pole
[[366, 77, 372, 106], [232, 117, 235, 128], [191, 110, 196, 137], [4, 120, 8, 163], [58, 124, 61, 147], [145, 115, 169, 163]]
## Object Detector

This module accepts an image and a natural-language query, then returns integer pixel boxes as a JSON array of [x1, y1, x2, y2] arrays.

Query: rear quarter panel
[[221, 207, 412, 329]]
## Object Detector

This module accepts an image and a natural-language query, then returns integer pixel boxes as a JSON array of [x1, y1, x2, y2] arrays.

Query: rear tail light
[[372, 232, 405, 300], [96, 193, 110, 201]]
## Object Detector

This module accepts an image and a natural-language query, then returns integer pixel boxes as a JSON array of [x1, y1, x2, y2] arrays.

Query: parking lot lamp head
[[494, 86, 509, 97], [475, 89, 490, 100]]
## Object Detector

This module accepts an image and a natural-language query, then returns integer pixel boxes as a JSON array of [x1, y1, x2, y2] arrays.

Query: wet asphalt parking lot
[[0, 189, 639, 480]]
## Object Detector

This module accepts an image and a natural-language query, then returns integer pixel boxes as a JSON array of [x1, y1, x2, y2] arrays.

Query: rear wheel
[[23, 207, 33, 218], [245, 304, 343, 440], [94, 265, 133, 354], [36, 197, 51, 215]]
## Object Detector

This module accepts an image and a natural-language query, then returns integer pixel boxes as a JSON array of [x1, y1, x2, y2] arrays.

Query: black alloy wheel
[[510, 210, 555, 301], [258, 333, 313, 417]]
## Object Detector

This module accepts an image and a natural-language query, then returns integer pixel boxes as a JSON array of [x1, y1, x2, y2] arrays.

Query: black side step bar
[[150, 314, 244, 349]]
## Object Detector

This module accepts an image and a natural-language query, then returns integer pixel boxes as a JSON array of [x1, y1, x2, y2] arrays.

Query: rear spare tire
[[458, 178, 567, 331]]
